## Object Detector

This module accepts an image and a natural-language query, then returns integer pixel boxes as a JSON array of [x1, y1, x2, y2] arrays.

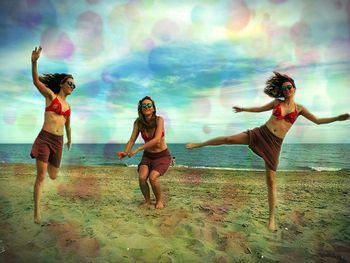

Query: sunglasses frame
[[281, 84, 293, 91], [67, 81, 76, 89], [141, 103, 153, 109]]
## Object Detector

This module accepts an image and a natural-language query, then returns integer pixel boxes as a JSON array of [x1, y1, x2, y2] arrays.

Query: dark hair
[[264, 71, 296, 98], [39, 73, 73, 94], [136, 96, 157, 131]]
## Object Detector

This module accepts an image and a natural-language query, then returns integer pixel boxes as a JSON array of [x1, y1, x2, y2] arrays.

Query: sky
[[0, 0, 349, 144]]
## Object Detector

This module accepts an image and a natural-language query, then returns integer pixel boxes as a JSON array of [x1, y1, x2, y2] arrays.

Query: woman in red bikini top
[[118, 96, 171, 209], [32, 46, 75, 149], [31, 46, 76, 224], [120, 96, 167, 156], [186, 71, 349, 231], [237, 72, 349, 140]]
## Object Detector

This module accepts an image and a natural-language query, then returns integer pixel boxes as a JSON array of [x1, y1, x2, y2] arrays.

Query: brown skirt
[[30, 129, 64, 168], [245, 125, 283, 171], [138, 149, 171, 176]]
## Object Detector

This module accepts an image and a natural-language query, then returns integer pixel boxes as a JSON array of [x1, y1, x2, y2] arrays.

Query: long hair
[[136, 96, 157, 131], [39, 73, 73, 94], [264, 71, 296, 98]]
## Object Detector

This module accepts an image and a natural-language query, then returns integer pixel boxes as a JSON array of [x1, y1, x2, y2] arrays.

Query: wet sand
[[0, 163, 349, 262]]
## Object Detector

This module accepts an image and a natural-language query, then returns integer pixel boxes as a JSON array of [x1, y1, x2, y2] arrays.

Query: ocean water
[[0, 143, 349, 172]]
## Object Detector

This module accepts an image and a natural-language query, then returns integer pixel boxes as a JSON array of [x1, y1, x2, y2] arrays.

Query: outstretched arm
[[233, 100, 276, 113], [117, 121, 139, 159], [299, 105, 349, 124], [31, 46, 54, 98], [128, 117, 164, 157]]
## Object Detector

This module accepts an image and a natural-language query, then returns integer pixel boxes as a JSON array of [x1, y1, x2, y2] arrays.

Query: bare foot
[[34, 214, 41, 224], [155, 201, 164, 209], [185, 143, 200, 149], [268, 220, 277, 231]]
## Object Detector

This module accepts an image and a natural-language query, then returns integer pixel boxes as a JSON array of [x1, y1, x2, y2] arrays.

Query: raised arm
[[31, 46, 54, 98], [128, 117, 164, 157], [299, 105, 349, 124], [233, 100, 276, 113]]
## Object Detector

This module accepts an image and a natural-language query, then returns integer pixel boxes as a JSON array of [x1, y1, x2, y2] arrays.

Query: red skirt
[[138, 149, 171, 176], [30, 129, 64, 168], [245, 125, 283, 171]]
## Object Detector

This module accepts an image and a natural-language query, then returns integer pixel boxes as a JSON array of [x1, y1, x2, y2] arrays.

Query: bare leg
[[265, 166, 277, 231], [34, 160, 47, 224], [186, 132, 249, 149], [48, 164, 59, 180], [138, 165, 151, 205], [149, 170, 163, 209]]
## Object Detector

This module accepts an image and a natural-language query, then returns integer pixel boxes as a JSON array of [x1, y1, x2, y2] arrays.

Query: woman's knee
[[36, 160, 47, 180], [139, 174, 148, 184], [139, 165, 149, 180], [223, 136, 232, 144], [48, 165, 59, 180], [149, 171, 160, 183], [35, 173, 46, 184], [139, 171, 149, 183], [49, 172, 58, 180]]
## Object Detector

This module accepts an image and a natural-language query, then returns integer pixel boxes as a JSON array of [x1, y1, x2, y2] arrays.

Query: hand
[[66, 141, 72, 151], [338, 113, 350, 121], [185, 143, 199, 149], [116, 151, 128, 160], [232, 106, 243, 113], [32, 46, 42, 63]]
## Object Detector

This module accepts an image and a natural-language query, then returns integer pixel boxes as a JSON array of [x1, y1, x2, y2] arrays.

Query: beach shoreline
[[1, 163, 349, 262]]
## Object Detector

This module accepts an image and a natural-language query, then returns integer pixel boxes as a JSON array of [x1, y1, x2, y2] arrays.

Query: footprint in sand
[[290, 210, 306, 227], [198, 204, 230, 222], [216, 231, 249, 254], [281, 210, 305, 237], [45, 221, 100, 258], [159, 210, 188, 236], [182, 170, 202, 185], [57, 177, 101, 200]]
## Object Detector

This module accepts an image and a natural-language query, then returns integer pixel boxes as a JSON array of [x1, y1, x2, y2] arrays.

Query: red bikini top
[[272, 102, 298, 124], [140, 127, 164, 142], [45, 97, 70, 118]]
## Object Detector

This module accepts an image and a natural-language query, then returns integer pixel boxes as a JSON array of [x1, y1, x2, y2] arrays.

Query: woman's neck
[[145, 115, 153, 122], [284, 97, 294, 106], [58, 90, 67, 100]]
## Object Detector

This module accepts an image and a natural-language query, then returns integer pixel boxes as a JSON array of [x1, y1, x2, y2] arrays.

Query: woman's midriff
[[42, 113, 67, 136], [265, 117, 293, 139], [145, 140, 168, 153]]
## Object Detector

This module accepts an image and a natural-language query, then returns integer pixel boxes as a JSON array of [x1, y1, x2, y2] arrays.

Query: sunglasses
[[67, 81, 76, 89], [141, 103, 153, 109], [281, 84, 293, 91]]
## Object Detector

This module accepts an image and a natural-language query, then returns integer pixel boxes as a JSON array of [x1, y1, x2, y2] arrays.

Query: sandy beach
[[0, 163, 349, 262]]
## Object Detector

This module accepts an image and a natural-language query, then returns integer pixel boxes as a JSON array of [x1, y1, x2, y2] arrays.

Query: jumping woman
[[30, 46, 75, 224], [186, 72, 349, 230]]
